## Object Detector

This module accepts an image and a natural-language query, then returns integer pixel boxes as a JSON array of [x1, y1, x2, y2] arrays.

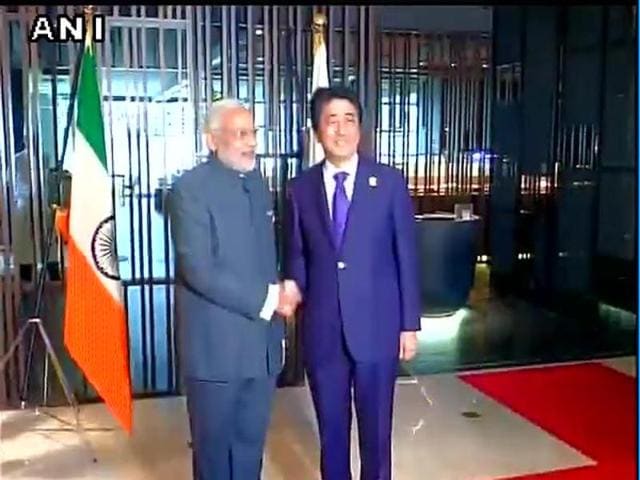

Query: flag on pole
[[306, 12, 330, 168], [59, 13, 133, 434]]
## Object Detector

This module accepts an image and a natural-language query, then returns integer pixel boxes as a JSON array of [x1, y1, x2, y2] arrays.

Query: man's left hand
[[399, 331, 418, 362]]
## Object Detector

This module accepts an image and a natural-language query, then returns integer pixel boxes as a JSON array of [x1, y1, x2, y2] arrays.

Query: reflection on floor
[[404, 265, 637, 376], [1, 357, 634, 480]]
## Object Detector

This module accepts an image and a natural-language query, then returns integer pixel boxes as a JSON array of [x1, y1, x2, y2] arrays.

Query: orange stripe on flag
[[55, 208, 70, 243], [63, 238, 132, 434]]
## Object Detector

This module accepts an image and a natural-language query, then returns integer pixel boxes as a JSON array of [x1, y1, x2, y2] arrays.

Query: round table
[[415, 213, 481, 316]]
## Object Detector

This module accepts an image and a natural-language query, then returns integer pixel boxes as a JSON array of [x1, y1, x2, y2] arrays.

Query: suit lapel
[[312, 163, 334, 247]]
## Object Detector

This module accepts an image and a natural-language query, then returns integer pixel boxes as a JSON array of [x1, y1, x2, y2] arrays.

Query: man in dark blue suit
[[168, 99, 300, 480], [284, 86, 421, 480]]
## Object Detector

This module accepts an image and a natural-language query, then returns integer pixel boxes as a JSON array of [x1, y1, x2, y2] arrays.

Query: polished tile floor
[[0, 356, 634, 479]]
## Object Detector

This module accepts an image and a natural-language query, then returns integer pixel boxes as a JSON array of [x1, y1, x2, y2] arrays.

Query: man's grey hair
[[203, 98, 248, 134]]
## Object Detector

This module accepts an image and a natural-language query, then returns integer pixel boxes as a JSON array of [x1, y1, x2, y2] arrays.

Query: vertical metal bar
[[457, 75, 463, 195], [480, 74, 486, 193], [272, 6, 280, 205], [466, 78, 473, 193], [471, 78, 478, 192], [17, 8, 37, 282], [248, 7, 255, 111], [559, 126, 566, 170], [271, 5, 278, 198], [471, 78, 478, 153], [412, 34, 420, 202], [131, 14, 151, 393], [403, 35, 410, 181], [458, 76, 465, 195], [32, 8, 47, 276], [426, 62, 433, 194], [460, 76, 466, 195], [483, 68, 490, 150], [453, 75, 459, 195], [327, 7, 334, 82], [479, 69, 492, 195], [376, 34, 384, 164], [263, 5, 271, 150], [221, 6, 229, 96], [230, 6, 238, 98], [139, 6, 157, 392], [0, 6, 17, 402], [434, 72, 440, 195], [483, 74, 490, 192], [440, 71, 446, 195], [580, 124, 587, 168], [444, 75, 451, 195], [121, 23, 137, 287], [195, 6, 204, 132], [441, 76, 448, 196], [285, 6, 294, 161], [205, 6, 212, 107], [388, 35, 394, 167], [591, 125, 597, 171], [0, 7, 7, 402], [476, 74, 482, 193], [358, 6, 366, 105], [186, 7, 198, 157], [569, 125, 576, 169], [156, 5, 173, 392], [468, 77, 475, 193], [459, 75, 466, 195], [367, 7, 377, 156], [343, 6, 349, 85], [105, 16, 117, 212], [295, 6, 303, 128], [272, 5, 279, 136]]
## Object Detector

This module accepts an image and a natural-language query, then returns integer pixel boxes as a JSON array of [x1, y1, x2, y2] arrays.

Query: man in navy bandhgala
[[168, 98, 300, 480]]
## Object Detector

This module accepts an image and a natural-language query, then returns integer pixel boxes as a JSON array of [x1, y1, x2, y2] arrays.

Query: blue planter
[[416, 213, 481, 316]]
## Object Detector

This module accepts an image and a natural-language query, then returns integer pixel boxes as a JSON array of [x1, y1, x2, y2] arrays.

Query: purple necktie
[[332, 171, 350, 249]]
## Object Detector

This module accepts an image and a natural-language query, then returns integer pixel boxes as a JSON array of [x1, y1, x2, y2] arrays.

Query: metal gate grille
[[0, 5, 381, 402]]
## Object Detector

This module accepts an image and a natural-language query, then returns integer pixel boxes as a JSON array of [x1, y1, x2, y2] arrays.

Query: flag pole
[[0, 4, 101, 464], [84, 5, 94, 49], [312, 12, 327, 56]]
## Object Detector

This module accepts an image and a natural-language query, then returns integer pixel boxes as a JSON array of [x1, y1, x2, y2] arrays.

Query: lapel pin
[[368, 176, 378, 187]]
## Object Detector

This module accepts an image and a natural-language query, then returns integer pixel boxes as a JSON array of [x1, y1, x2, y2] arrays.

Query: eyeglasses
[[213, 128, 259, 141]]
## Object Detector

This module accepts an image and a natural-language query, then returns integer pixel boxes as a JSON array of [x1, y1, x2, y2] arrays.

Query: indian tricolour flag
[[60, 35, 133, 433]]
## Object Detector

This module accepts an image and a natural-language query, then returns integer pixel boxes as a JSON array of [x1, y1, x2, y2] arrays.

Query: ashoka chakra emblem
[[91, 215, 120, 281]]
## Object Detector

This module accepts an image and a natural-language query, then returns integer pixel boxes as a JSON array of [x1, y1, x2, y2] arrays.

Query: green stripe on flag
[[77, 45, 108, 170]]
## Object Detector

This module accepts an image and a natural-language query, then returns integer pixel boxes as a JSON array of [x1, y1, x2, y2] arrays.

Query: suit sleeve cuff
[[259, 283, 280, 321]]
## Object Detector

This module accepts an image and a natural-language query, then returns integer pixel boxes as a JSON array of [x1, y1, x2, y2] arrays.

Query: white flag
[[306, 25, 330, 168]]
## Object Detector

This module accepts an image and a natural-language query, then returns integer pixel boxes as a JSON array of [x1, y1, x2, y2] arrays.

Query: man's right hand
[[276, 280, 301, 317]]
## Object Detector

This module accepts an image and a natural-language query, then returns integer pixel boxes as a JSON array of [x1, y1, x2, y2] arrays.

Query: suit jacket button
[[337, 261, 346, 270]]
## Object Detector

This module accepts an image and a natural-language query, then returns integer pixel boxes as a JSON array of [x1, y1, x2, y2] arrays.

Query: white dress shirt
[[323, 154, 359, 220], [260, 283, 280, 321]]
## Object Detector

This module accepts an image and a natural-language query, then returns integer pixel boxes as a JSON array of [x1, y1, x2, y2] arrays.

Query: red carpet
[[459, 362, 637, 480]]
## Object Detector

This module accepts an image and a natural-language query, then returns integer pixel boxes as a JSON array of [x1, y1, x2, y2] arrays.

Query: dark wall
[[490, 6, 636, 313], [378, 6, 492, 32]]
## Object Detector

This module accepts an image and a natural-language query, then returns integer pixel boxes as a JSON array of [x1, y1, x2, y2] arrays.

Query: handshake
[[276, 280, 302, 318]]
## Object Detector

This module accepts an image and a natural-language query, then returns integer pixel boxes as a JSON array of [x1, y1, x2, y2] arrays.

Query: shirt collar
[[323, 153, 359, 180]]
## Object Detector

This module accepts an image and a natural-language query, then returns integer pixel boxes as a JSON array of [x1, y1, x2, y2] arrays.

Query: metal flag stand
[[0, 6, 101, 464]]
